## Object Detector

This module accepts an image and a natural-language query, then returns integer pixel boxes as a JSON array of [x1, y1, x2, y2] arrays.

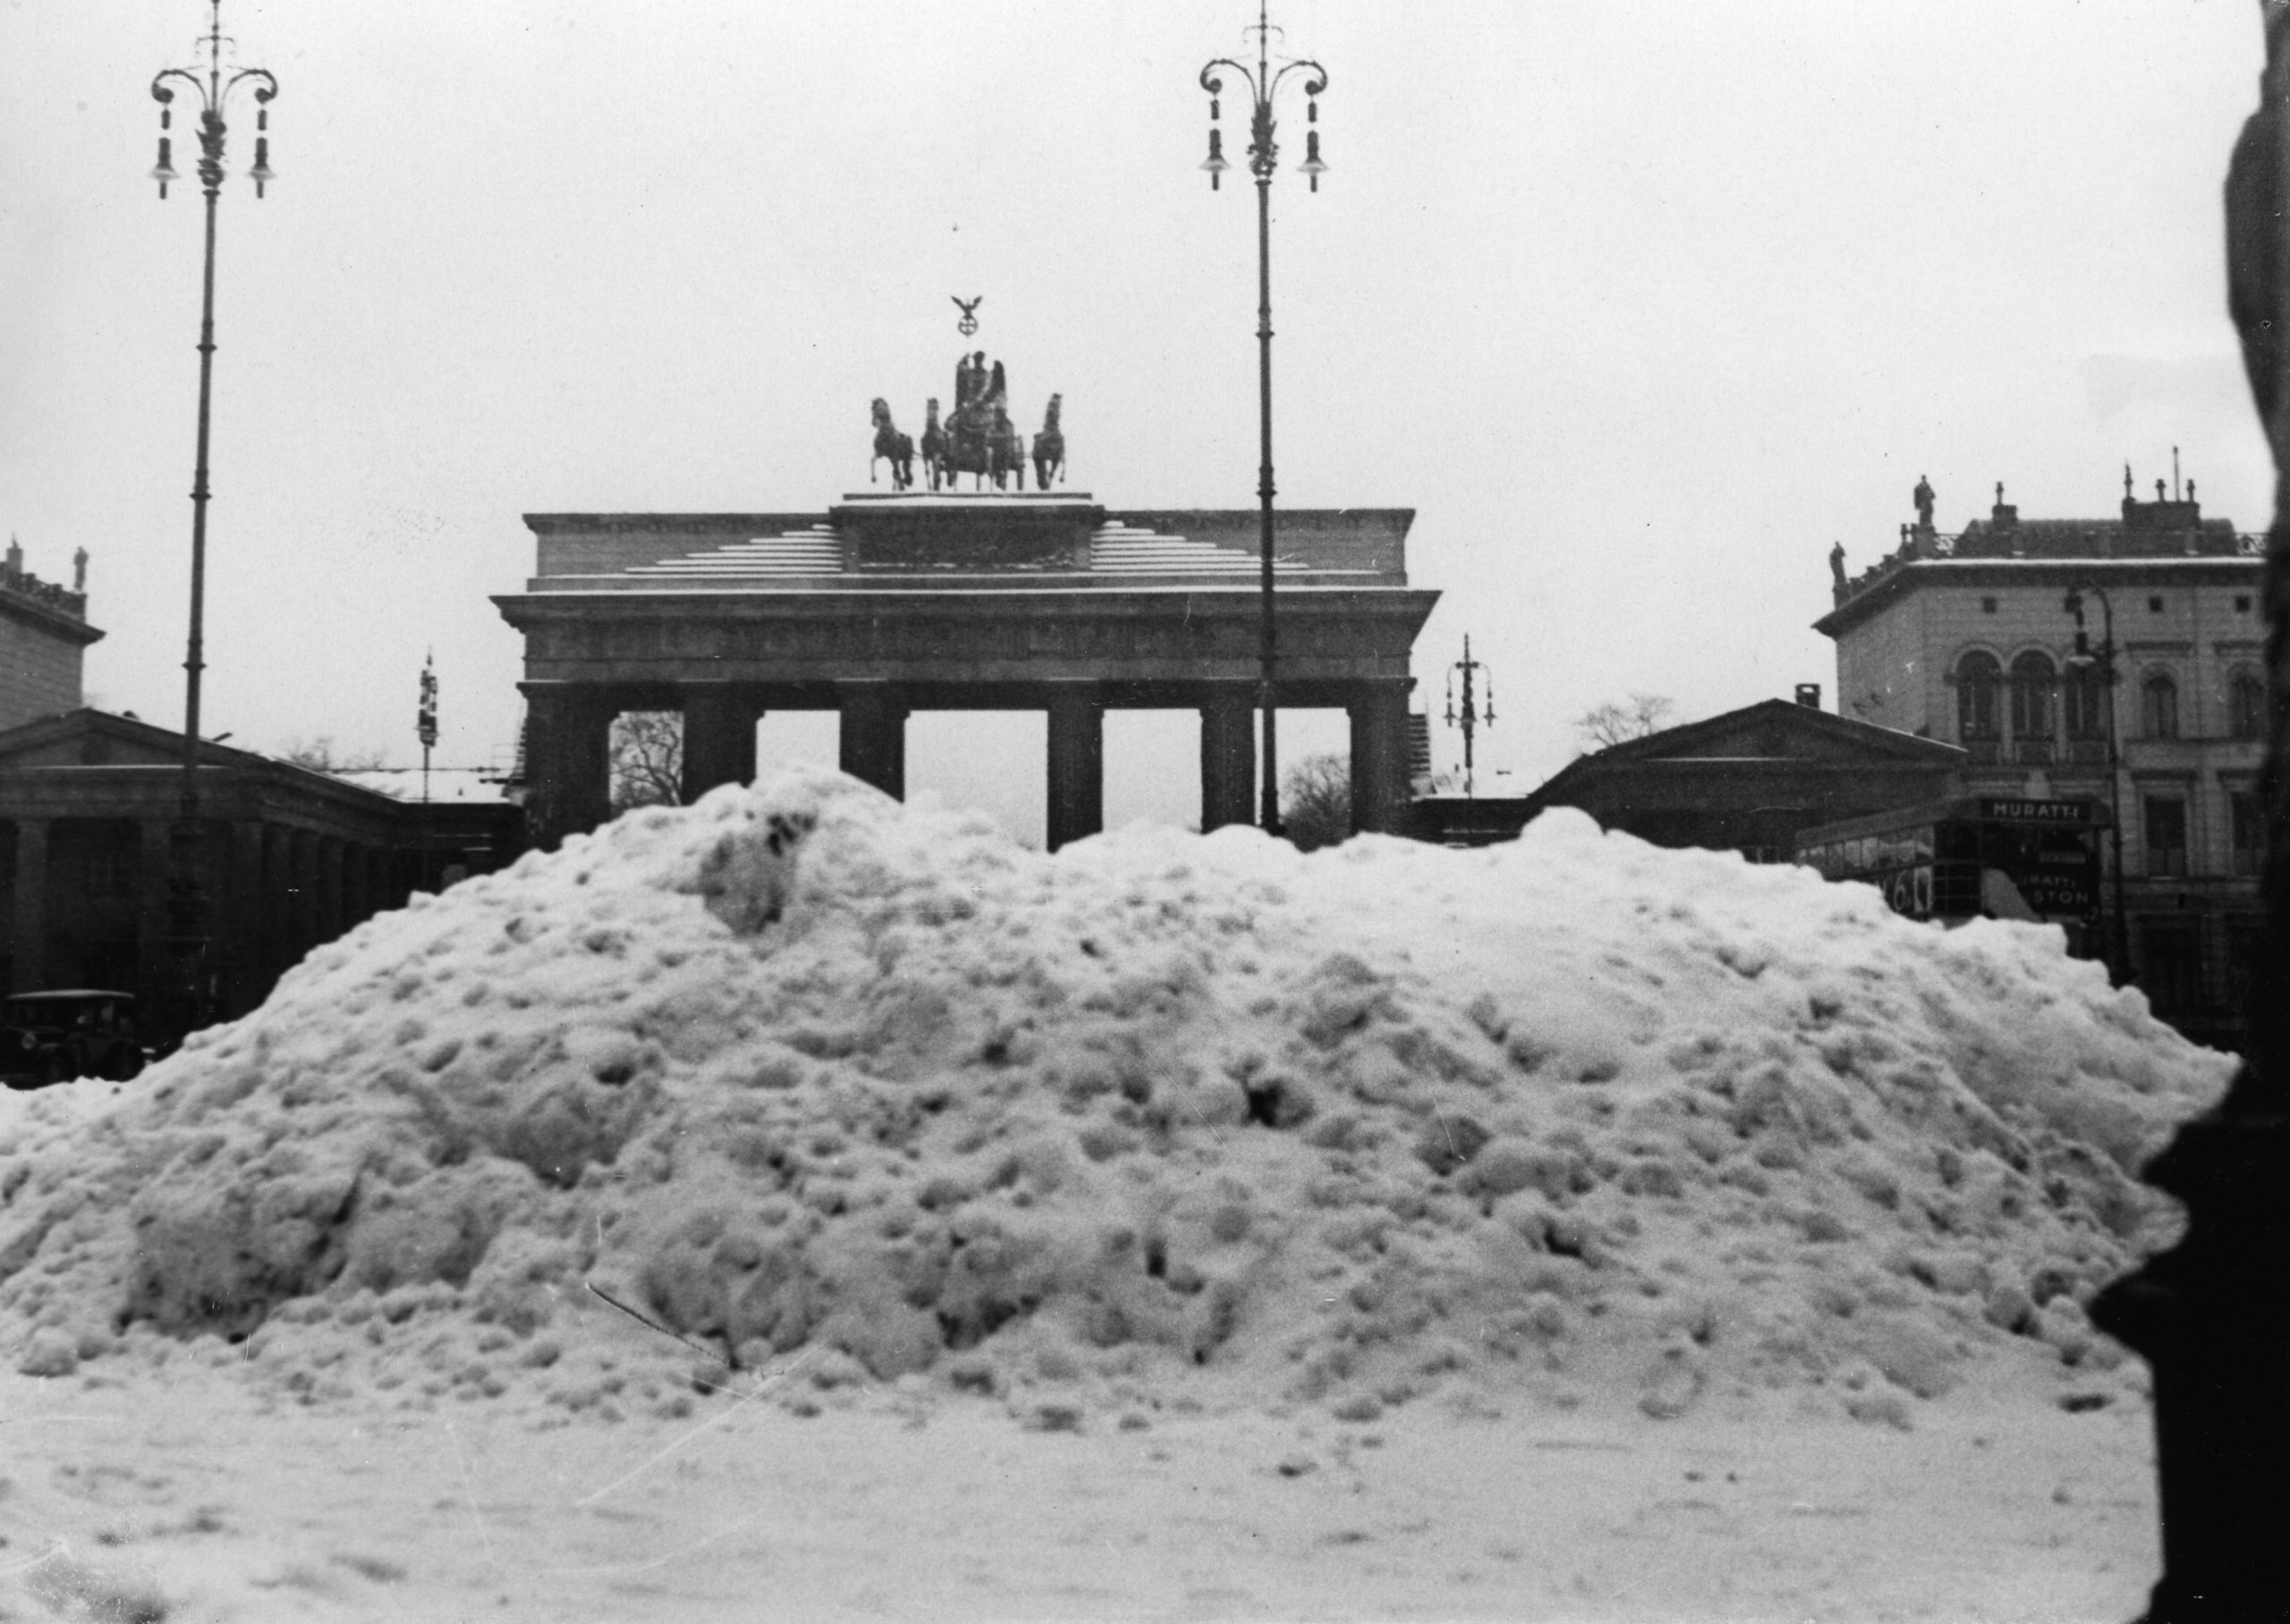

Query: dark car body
[[0, 991, 146, 1087]]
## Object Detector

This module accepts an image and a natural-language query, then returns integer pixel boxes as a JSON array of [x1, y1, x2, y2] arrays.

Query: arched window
[[2142, 672, 2180, 740], [1956, 652, 2002, 744], [2063, 660, 2108, 742], [2009, 652, 2056, 748], [2229, 670, 2266, 740]]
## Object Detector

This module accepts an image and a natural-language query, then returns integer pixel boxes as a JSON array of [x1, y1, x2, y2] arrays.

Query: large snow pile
[[0, 770, 2232, 1428]]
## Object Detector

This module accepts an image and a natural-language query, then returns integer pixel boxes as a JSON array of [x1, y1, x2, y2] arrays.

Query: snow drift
[[0, 769, 2232, 1426]]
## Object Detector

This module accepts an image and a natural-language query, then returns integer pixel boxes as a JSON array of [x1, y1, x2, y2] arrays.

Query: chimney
[[1794, 683, 1822, 710]]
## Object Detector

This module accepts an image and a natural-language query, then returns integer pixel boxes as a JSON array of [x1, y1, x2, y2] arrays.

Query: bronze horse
[[920, 399, 947, 492], [1031, 393, 1065, 489], [869, 398, 914, 491]]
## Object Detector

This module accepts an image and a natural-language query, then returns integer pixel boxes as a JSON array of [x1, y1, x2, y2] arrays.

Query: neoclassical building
[[0, 709, 522, 1031], [1817, 477, 2265, 1046], [495, 493, 1438, 850]]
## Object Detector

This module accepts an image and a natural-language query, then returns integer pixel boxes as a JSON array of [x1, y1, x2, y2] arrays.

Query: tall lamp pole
[[1200, 3, 1327, 837], [148, 1, 276, 1036], [2064, 585, 2128, 981], [1445, 636, 1495, 799]]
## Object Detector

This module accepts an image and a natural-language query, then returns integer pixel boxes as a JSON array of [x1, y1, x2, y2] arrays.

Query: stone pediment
[[828, 493, 1107, 571], [0, 707, 282, 773], [1595, 699, 1966, 767]]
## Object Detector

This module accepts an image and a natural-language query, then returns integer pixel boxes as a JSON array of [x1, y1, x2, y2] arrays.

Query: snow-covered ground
[[0, 769, 2229, 1621]]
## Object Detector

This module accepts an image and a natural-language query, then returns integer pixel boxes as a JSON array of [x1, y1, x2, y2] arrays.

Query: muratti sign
[[1977, 797, 2095, 825]]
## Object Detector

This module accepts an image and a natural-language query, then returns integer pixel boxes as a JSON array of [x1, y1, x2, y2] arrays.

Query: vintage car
[[0, 990, 147, 1087]]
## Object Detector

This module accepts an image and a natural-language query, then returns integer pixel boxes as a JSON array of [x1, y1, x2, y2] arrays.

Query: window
[[2149, 596, 2166, 613], [2142, 672, 2180, 740], [2235, 595, 2253, 613], [1956, 652, 2002, 744], [2229, 672, 2266, 741], [1980, 596, 1997, 614], [2144, 795, 2188, 878], [2231, 789, 2263, 876], [2009, 652, 2056, 750], [2137, 919, 2201, 1016], [2226, 916, 2264, 1015], [2063, 662, 2108, 744]]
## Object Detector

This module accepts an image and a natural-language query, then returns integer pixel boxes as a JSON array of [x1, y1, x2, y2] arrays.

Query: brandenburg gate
[[496, 492, 1438, 850]]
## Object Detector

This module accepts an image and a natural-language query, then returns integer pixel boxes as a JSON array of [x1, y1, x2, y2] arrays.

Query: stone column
[[682, 685, 760, 803], [289, 831, 319, 958], [1200, 691, 1257, 833], [317, 837, 345, 943], [224, 821, 265, 1017], [522, 686, 616, 849], [335, 840, 359, 930], [10, 818, 47, 992], [136, 820, 173, 1009], [1347, 681, 1414, 836], [259, 825, 289, 981], [1045, 684, 1105, 853], [837, 683, 906, 799]]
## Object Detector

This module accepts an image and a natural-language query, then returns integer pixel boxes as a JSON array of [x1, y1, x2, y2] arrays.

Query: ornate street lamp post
[[2063, 585, 2127, 981], [1445, 635, 1496, 799], [149, 0, 277, 1036], [1200, 3, 1327, 837]]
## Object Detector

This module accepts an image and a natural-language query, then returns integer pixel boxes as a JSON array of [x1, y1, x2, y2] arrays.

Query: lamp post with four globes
[[1199, 3, 1326, 836], [148, 0, 277, 1035]]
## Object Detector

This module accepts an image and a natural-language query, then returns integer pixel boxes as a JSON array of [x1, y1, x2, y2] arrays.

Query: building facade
[[1480, 694, 1968, 857], [0, 542, 102, 733], [0, 710, 523, 1043], [1817, 478, 2266, 1047]]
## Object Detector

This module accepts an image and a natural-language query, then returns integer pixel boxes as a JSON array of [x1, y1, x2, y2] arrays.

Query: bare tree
[[610, 711, 684, 813], [278, 736, 390, 773], [1281, 752, 1353, 852], [1573, 693, 1676, 751]]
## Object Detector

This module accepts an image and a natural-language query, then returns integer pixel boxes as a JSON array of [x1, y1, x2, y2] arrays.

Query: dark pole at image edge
[[149, 0, 277, 1040], [2089, 5, 2290, 1619], [1200, 0, 1327, 838]]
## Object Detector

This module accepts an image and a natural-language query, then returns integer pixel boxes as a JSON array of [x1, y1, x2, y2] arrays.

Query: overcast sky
[[1, 1, 2270, 844]]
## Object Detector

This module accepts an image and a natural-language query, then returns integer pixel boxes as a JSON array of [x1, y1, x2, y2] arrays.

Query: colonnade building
[[496, 493, 1438, 850]]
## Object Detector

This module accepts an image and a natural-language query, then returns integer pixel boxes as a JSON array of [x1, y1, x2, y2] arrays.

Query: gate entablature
[[519, 499, 1415, 588], [496, 495, 1436, 851]]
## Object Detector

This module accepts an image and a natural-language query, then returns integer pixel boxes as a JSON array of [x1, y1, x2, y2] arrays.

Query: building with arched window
[[1817, 475, 2265, 1049]]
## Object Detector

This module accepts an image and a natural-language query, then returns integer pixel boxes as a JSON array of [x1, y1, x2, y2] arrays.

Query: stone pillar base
[[1348, 681, 1414, 835], [683, 685, 760, 802], [838, 685, 907, 799], [523, 687, 616, 848], [1046, 685, 1105, 852], [1200, 692, 1257, 833]]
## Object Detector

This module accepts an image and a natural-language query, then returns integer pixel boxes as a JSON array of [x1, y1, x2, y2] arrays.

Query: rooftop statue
[[883, 353, 1064, 494], [1913, 475, 1935, 531], [937, 352, 1028, 491], [1033, 393, 1066, 490], [869, 399, 915, 491]]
